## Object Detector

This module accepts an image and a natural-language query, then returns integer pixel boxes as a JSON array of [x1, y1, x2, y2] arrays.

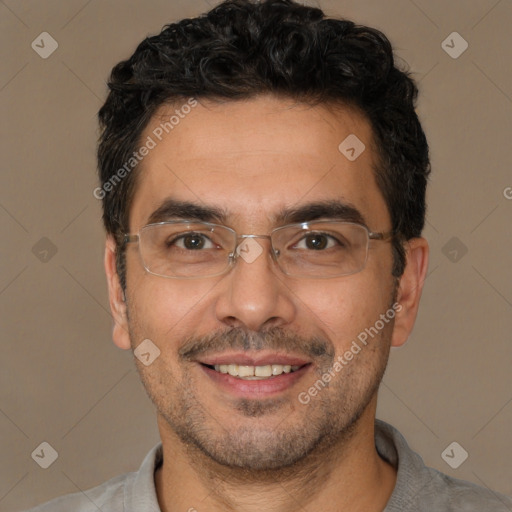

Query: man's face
[[117, 96, 398, 470]]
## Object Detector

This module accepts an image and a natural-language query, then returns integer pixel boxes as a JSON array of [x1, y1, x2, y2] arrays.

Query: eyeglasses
[[123, 220, 393, 279]]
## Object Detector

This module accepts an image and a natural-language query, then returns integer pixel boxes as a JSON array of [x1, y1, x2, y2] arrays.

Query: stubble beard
[[130, 319, 393, 477]]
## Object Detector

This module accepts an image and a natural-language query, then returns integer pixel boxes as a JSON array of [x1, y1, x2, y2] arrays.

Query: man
[[27, 0, 512, 510]]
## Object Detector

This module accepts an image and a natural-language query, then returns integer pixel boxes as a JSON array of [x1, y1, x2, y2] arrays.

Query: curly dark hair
[[97, 0, 430, 292]]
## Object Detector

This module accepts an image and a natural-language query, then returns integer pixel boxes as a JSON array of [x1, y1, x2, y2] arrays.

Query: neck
[[155, 401, 397, 512]]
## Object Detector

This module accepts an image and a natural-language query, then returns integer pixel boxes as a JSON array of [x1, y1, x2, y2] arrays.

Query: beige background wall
[[1, 0, 511, 510]]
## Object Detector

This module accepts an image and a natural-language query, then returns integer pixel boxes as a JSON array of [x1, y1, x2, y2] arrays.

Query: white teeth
[[238, 365, 253, 377], [272, 364, 284, 375], [212, 363, 302, 379], [255, 365, 272, 377]]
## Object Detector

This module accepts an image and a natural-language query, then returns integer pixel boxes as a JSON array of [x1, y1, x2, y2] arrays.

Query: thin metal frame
[[123, 219, 393, 279]]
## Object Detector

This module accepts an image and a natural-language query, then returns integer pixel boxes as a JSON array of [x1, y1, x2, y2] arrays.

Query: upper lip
[[197, 351, 311, 367]]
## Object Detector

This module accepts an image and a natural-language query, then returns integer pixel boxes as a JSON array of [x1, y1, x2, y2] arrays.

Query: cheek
[[127, 273, 217, 340], [301, 271, 392, 346]]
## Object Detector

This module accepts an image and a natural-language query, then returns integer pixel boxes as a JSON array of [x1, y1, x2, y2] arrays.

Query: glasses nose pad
[[229, 240, 280, 266]]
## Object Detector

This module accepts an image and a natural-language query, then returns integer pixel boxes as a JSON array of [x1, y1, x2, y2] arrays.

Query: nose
[[214, 237, 296, 332]]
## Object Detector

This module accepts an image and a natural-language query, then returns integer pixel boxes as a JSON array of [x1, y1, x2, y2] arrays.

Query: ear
[[104, 235, 131, 350], [391, 237, 429, 348]]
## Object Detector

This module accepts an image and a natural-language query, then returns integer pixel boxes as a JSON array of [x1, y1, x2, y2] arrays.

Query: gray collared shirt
[[25, 419, 512, 511]]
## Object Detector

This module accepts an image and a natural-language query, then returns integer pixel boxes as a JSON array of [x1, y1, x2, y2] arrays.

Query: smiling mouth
[[201, 363, 306, 380]]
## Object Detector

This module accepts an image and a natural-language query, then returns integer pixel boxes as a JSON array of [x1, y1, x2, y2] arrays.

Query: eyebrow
[[146, 198, 368, 228]]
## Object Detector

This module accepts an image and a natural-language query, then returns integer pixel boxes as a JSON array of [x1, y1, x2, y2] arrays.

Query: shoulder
[[376, 420, 512, 512], [419, 466, 512, 511], [22, 473, 127, 512], [23, 442, 163, 512]]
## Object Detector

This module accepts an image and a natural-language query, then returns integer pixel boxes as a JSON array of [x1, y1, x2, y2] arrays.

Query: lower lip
[[200, 364, 311, 398]]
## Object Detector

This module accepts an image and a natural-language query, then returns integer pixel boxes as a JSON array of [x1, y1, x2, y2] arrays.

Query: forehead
[[128, 95, 390, 231]]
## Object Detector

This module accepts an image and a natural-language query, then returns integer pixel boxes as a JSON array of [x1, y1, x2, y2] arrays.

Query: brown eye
[[167, 233, 214, 250], [293, 232, 343, 251]]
